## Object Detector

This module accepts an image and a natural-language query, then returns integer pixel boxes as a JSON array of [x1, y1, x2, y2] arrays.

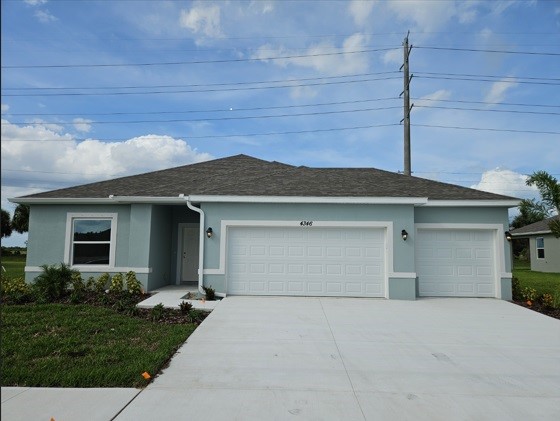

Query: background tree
[[1, 209, 13, 238], [522, 171, 560, 238], [511, 199, 549, 229], [11, 204, 30, 233]]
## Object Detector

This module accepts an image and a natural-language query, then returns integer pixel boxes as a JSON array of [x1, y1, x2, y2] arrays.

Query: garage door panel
[[227, 226, 385, 297], [416, 228, 495, 297]]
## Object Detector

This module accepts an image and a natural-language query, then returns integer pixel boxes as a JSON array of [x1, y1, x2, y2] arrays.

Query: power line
[[415, 105, 560, 116], [413, 123, 560, 135], [1, 71, 399, 91], [416, 71, 560, 83], [1, 105, 403, 125], [410, 98, 560, 109], [415, 46, 560, 56], [2, 97, 400, 117], [1, 76, 402, 97], [0, 123, 402, 142], [1, 47, 397, 69], [415, 75, 560, 86]]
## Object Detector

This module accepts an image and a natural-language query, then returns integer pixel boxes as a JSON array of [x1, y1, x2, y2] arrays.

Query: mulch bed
[[512, 300, 560, 320]]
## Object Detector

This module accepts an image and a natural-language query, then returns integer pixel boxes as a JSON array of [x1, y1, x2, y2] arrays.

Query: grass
[[1, 255, 26, 279], [513, 259, 560, 296], [1, 304, 196, 388]]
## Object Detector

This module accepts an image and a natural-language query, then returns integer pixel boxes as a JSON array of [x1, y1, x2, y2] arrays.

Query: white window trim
[[414, 223, 507, 299], [64, 213, 118, 269], [536, 237, 545, 259]]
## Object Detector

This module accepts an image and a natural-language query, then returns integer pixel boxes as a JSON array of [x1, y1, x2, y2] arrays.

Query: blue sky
[[2, 0, 559, 246]]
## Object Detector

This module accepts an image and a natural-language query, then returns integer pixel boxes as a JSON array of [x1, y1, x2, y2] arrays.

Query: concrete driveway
[[116, 297, 560, 420]]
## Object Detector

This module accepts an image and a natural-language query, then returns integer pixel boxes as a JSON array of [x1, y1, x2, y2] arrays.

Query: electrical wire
[[1, 47, 398, 69], [1, 105, 403, 125]]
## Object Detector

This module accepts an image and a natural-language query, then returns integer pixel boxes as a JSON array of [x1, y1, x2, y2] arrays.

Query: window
[[536, 237, 545, 259], [66, 213, 117, 266]]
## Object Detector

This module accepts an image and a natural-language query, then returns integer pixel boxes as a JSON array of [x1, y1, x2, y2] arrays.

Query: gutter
[[184, 197, 226, 299]]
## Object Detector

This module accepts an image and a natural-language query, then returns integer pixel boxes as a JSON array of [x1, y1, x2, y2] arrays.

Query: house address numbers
[[300, 221, 313, 226]]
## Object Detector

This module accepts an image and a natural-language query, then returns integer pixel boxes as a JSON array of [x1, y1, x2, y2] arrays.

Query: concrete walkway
[[136, 285, 220, 311], [1, 387, 139, 421], [3, 297, 560, 420]]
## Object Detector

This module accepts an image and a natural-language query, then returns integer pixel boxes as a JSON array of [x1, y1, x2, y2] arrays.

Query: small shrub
[[109, 273, 124, 294], [69, 272, 87, 303], [1, 276, 32, 304], [150, 303, 166, 322], [33, 263, 78, 302], [179, 300, 193, 315], [94, 273, 110, 293], [511, 277, 522, 301], [521, 287, 538, 302], [85, 276, 96, 290], [541, 293, 554, 309], [125, 271, 143, 294], [112, 292, 139, 316], [203, 285, 216, 301]]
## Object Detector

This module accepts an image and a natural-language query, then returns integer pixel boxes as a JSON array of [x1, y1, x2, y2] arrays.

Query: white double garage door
[[226, 225, 499, 298]]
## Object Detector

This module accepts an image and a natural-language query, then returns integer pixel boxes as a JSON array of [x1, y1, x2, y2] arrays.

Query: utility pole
[[400, 33, 413, 176]]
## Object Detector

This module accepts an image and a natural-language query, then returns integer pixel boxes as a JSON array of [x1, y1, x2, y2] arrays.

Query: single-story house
[[510, 215, 560, 273], [10, 154, 519, 300]]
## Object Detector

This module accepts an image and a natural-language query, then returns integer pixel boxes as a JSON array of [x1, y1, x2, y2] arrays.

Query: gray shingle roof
[[510, 215, 560, 236], [17, 154, 518, 201]]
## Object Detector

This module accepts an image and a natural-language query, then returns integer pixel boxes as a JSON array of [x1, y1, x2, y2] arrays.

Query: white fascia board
[[188, 195, 428, 205], [511, 230, 551, 236], [9, 196, 186, 205], [424, 200, 520, 207], [10, 197, 116, 204], [109, 196, 186, 204]]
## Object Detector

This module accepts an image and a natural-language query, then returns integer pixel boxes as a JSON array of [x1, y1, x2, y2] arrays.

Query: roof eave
[[188, 195, 429, 205], [8, 196, 188, 205], [424, 199, 520, 207]]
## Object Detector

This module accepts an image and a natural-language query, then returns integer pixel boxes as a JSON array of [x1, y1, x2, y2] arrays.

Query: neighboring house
[[510, 215, 560, 273], [10, 154, 519, 300]]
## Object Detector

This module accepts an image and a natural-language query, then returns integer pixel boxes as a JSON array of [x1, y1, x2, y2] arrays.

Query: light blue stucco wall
[[25, 203, 200, 291], [200, 202, 416, 297]]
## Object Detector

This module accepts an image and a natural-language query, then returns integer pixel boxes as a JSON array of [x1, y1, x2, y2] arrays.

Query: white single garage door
[[416, 228, 496, 297], [227, 226, 386, 297]]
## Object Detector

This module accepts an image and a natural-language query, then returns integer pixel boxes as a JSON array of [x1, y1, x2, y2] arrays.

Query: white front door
[[181, 225, 200, 282], [226, 226, 386, 297]]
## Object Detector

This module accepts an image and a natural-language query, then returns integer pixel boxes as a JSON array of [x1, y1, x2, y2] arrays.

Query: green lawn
[[1, 255, 26, 279], [1, 304, 195, 388], [513, 259, 560, 296]]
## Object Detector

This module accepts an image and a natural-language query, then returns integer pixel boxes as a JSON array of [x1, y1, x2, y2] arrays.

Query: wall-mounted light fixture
[[206, 227, 213, 238], [505, 231, 512, 242], [401, 229, 408, 241]]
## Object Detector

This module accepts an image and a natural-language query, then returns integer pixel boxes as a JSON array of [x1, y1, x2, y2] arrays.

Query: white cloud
[[72, 118, 92, 133], [1, 104, 9, 113], [252, 33, 370, 77], [470, 168, 537, 199], [414, 89, 452, 108], [382, 48, 401, 65], [24, 0, 47, 5], [484, 77, 518, 104], [349, 0, 375, 26], [249, 0, 274, 14], [34, 9, 57, 23], [179, 3, 223, 39], [1, 119, 213, 203], [385, 0, 478, 32]]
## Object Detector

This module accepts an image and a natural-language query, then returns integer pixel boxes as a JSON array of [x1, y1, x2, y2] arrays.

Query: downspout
[[185, 197, 227, 298], [185, 198, 206, 296]]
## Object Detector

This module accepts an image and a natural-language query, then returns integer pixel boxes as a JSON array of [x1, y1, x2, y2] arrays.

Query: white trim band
[[25, 266, 153, 274]]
